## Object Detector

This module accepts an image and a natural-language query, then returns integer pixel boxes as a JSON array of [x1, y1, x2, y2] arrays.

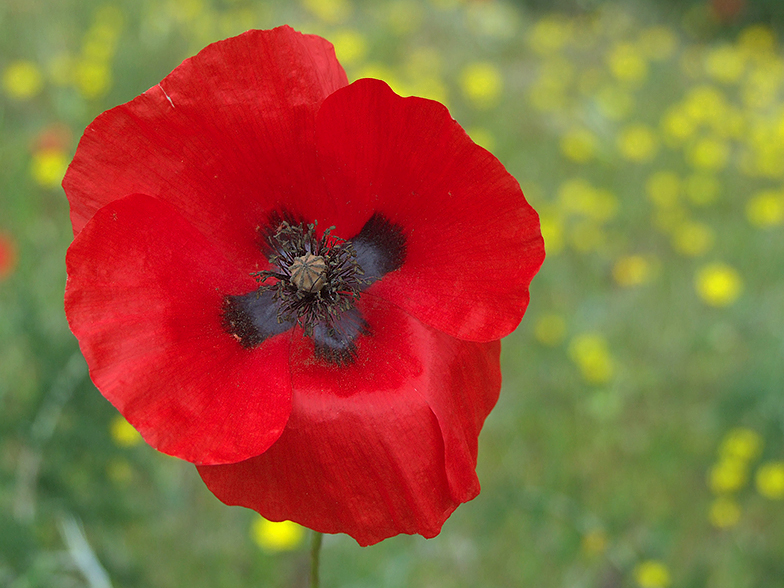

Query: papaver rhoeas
[[63, 26, 544, 546]]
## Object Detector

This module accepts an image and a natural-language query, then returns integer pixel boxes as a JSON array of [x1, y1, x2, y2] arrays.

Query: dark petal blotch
[[223, 289, 292, 348], [351, 213, 406, 284], [313, 307, 369, 365]]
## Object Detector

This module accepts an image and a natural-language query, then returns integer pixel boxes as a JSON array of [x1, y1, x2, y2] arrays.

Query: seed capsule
[[289, 253, 328, 293]]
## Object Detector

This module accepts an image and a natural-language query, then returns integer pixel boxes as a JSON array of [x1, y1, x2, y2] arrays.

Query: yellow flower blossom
[[569, 220, 606, 253], [634, 560, 671, 588], [251, 517, 305, 551], [653, 205, 687, 234], [646, 171, 680, 208], [538, 211, 564, 255], [695, 263, 743, 307], [460, 62, 503, 109], [746, 190, 784, 227], [742, 63, 782, 109], [331, 30, 367, 66], [672, 221, 714, 257], [302, 0, 352, 24], [737, 25, 776, 58], [534, 313, 566, 347], [74, 60, 112, 99], [528, 67, 569, 113], [613, 255, 656, 287], [709, 458, 748, 493], [683, 85, 727, 125], [467, 127, 495, 152], [569, 333, 615, 385], [110, 414, 143, 448], [558, 181, 618, 221], [709, 497, 741, 528], [638, 26, 678, 61], [687, 137, 730, 171], [704, 44, 746, 83], [756, 462, 784, 499], [561, 128, 598, 163], [661, 106, 697, 144], [720, 428, 763, 461], [31, 149, 69, 189], [2, 61, 44, 100], [618, 124, 659, 162], [385, 1, 425, 35], [528, 16, 572, 55], [608, 43, 648, 84]]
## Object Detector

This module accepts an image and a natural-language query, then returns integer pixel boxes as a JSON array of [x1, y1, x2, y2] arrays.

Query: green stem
[[310, 531, 323, 588]]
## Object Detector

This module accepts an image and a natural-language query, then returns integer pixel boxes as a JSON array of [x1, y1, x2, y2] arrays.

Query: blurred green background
[[2, 0, 784, 586]]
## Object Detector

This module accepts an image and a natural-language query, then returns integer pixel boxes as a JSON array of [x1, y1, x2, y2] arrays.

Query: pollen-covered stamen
[[252, 221, 368, 339]]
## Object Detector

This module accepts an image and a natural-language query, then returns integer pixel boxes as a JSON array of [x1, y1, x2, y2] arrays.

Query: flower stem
[[310, 531, 323, 588]]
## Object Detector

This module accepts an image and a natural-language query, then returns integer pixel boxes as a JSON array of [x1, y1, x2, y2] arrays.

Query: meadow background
[[2, 0, 784, 586]]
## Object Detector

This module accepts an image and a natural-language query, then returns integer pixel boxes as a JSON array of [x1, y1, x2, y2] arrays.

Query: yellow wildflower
[[695, 263, 743, 307], [618, 124, 659, 162], [704, 44, 746, 83], [561, 128, 598, 163], [756, 462, 784, 499], [709, 458, 748, 493], [534, 314, 566, 347], [634, 560, 671, 588], [460, 62, 503, 109], [528, 16, 572, 55], [672, 221, 714, 257], [302, 0, 352, 24], [608, 43, 648, 84], [613, 255, 655, 287], [720, 427, 763, 461], [31, 149, 69, 189], [638, 26, 678, 61], [687, 137, 730, 171], [110, 414, 143, 448], [746, 191, 784, 227], [2, 61, 44, 100], [251, 517, 305, 551], [569, 333, 615, 385], [331, 30, 368, 66]]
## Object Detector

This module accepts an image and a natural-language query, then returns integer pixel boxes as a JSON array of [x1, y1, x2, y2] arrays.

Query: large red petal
[[65, 194, 292, 465], [314, 78, 545, 342], [197, 295, 501, 546], [64, 26, 347, 271]]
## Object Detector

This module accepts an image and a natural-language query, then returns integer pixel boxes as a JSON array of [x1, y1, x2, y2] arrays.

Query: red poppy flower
[[63, 26, 544, 546]]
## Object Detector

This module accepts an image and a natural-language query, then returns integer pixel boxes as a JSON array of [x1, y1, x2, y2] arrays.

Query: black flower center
[[223, 213, 406, 365]]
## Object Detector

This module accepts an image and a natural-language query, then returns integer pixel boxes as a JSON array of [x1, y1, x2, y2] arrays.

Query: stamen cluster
[[252, 221, 367, 337]]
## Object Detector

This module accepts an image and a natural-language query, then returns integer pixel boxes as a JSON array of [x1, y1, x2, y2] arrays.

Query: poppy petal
[[63, 26, 347, 271], [197, 294, 500, 546], [314, 78, 545, 342], [65, 194, 292, 465]]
